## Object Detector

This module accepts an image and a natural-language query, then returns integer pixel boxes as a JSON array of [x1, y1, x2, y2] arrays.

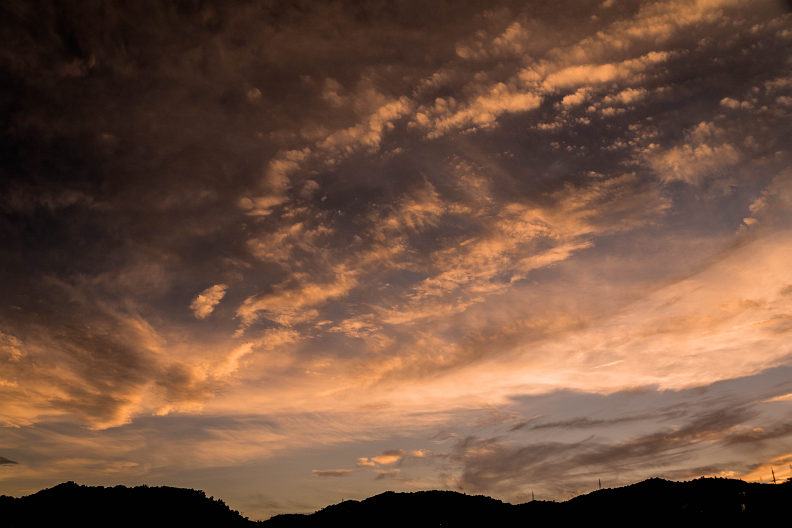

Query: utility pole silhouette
[[598, 478, 602, 490], [772, 468, 777, 484], [531, 490, 534, 501]]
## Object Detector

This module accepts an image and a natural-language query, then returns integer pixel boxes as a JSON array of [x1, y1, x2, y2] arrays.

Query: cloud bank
[[1, 0, 791, 520]]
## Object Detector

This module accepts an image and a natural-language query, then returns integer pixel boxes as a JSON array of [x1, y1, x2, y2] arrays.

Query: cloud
[[374, 469, 401, 480], [312, 469, 354, 477], [450, 405, 757, 494], [355, 448, 428, 471], [560, 88, 591, 108], [644, 121, 741, 185], [720, 97, 753, 110], [724, 421, 792, 445], [529, 414, 660, 430], [0, 283, 169, 428], [238, 194, 290, 217], [0, 456, 18, 465], [541, 52, 672, 91], [356, 457, 376, 467], [245, 219, 333, 266], [762, 392, 792, 403], [748, 168, 792, 227], [419, 83, 542, 138], [0, 331, 24, 361], [371, 450, 406, 465], [236, 265, 357, 328], [740, 453, 792, 482], [603, 87, 647, 105], [190, 284, 228, 319], [319, 96, 412, 154]]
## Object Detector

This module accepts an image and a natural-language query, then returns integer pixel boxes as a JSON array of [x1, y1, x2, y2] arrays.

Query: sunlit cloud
[[190, 284, 228, 320]]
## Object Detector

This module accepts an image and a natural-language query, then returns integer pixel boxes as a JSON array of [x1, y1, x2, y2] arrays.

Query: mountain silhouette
[[0, 481, 251, 528], [263, 477, 792, 526], [1, 477, 790, 527]]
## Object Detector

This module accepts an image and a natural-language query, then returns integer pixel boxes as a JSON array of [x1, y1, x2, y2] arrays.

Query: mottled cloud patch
[[0, 332, 24, 361], [419, 84, 542, 138], [644, 121, 741, 185], [190, 284, 228, 320]]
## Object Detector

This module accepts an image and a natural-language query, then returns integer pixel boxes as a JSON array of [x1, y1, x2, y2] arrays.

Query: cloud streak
[[312, 469, 354, 477]]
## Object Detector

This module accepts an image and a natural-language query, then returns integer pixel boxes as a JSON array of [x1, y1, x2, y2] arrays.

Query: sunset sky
[[2, 0, 792, 520]]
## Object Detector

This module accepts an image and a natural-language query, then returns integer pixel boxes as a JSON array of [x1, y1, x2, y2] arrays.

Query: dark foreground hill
[[0, 481, 251, 528], [263, 477, 792, 527], [1, 477, 790, 527]]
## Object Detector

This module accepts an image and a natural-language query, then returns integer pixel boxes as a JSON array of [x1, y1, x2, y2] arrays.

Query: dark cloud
[[451, 405, 757, 493], [443, 367, 792, 496], [724, 420, 792, 446], [312, 469, 354, 477], [528, 414, 663, 430], [0, 456, 18, 465], [156, 364, 214, 407], [374, 469, 401, 480]]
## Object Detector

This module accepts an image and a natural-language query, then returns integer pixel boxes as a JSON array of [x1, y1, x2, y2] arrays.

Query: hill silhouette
[[0, 481, 251, 528], [263, 477, 792, 526], [1, 477, 790, 527]]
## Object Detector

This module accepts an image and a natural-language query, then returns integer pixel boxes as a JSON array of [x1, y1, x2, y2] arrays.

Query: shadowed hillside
[[0, 481, 252, 528], [262, 477, 792, 527], [1, 477, 790, 527]]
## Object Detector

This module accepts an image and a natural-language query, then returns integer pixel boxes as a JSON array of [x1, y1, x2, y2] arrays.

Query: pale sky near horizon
[[2, 0, 792, 520]]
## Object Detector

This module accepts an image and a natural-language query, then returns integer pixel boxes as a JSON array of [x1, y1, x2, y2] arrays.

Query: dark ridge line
[[1, 476, 791, 527]]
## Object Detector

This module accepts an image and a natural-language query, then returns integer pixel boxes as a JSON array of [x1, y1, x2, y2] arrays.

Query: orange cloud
[[741, 453, 792, 483], [370, 450, 405, 465], [644, 121, 741, 185], [190, 284, 228, 319]]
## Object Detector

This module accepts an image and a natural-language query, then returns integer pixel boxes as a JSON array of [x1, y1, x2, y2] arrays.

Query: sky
[[2, 0, 792, 520]]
